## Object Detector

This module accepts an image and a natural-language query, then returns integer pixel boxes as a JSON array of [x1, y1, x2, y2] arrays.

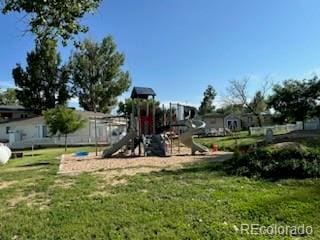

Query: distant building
[[240, 112, 273, 129], [0, 105, 36, 122], [202, 113, 241, 131], [202, 112, 273, 131], [0, 109, 127, 149]]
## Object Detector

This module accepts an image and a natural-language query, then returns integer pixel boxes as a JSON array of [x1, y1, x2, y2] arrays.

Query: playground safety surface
[[58, 150, 233, 176]]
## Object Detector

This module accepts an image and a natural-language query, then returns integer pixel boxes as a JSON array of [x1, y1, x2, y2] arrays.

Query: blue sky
[[1, 0, 320, 108]]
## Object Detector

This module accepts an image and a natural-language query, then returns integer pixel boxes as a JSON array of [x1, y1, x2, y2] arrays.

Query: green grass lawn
[[196, 132, 264, 151], [0, 147, 319, 239], [195, 130, 320, 151]]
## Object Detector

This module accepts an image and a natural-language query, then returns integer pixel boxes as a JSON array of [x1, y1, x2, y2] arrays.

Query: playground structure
[[102, 87, 209, 158]]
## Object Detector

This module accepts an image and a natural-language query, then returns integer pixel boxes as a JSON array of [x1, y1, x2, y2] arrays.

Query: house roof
[[240, 112, 272, 117], [203, 112, 244, 120], [130, 87, 156, 99], [202, 112, 226, 118], [0, 116, 43, 125], [204, 111, 273, 119], [0, 105, 29, 112], [77, 110, 108, 119], [225, 113, 241, 120]]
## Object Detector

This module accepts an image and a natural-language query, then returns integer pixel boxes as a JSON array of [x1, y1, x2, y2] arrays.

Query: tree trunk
[[64, 134, 67, 152]]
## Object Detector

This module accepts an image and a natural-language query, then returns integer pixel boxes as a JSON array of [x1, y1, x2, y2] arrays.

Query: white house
[[202, 113, 242, 131], [202, 112, 274, 132], [0, 110, 127, 149]]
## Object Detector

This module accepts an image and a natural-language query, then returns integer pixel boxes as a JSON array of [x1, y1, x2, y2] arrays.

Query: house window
[[248, 116, 253, 123], [97, 126, 104, 138], [20, 114, 24, 119], [36, 125, 41, 138], [2, 113, 13, 119], [6, 126, 10, 134], [42, 125, 48, 137], [36, 125, 48, 138], [227, 120, 238, 131]]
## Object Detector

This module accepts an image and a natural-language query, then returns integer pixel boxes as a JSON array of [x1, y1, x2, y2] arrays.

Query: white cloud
[[214, 95, 225, 108], [68, 96, 79, 103], [67, 97, 82, 109]]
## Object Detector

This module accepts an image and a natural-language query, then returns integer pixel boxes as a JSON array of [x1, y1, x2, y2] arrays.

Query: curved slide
[[180, 120, 209, 155], [102, 130, 137, 158]]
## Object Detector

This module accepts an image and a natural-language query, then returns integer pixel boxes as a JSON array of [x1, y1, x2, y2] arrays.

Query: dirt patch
[[94, 165, 179, 186], [53, 178, 75, 189], [7, 191, 50, 210], [88, 170, 152, 198], [59, 151, 232, 190], [1, 166, 45, 173], [0, 181, 17, 190]]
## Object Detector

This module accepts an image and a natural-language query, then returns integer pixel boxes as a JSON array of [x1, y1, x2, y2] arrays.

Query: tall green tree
[[69, 36, 130, 156], [69, 36, 131, 113], [44, 106, 86, 152], [198, 85, 217, 115], [118, 98, 166, 132], [117, 98, 160, 116], [12, 39, 71, 114], [0, 88, 19, 105], [1, 0, 102, 44], [268, 77, 320, 126]]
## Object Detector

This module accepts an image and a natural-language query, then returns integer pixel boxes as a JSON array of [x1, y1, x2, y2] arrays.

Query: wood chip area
[[58, 151, 233, 175]]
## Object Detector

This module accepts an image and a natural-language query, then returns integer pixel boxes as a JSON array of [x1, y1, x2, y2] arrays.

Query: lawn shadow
[[17, 162, 51, 168], [149, 157, 228, 177], [23, 153, 43, 157]]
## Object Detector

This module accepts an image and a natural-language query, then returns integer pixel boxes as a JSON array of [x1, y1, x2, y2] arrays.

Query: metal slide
[[102, 130, 137, 158], [180, 120, 209, 154]]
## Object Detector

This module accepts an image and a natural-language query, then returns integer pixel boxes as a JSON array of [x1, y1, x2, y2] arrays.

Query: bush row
[[225, 148, 320, 179]]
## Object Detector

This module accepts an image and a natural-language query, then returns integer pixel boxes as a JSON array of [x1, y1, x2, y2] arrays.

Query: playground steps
[[144, 135, 166, 157]]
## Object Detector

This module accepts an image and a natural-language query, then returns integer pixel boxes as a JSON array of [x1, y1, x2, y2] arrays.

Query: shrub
[[225, 147, 320, 179]]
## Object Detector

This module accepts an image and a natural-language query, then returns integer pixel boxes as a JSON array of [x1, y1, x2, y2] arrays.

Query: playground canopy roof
[[131, 87, 156, 99]]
